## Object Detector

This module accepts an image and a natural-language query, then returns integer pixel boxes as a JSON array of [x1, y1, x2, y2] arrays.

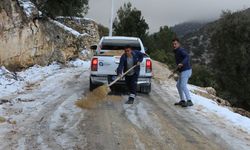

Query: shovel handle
[[168, 67, 179, 79], [108, 64, 138, 87]]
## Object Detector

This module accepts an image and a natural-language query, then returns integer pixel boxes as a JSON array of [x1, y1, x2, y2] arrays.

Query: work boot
[[181, 101, 188, 107], [187, 100, 194, 106], [125, 97, 134, 104], [174, 100, 186, 106]]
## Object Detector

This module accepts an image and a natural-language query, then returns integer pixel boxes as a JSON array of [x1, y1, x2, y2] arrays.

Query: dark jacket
[[117, 50, 144, 76], [174, 47, 191, 72]]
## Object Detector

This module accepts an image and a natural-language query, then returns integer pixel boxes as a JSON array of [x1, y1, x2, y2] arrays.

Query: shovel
[[108, 64, 139, 87], [168, 67, 179, 79], [76, 64, 139, 109]]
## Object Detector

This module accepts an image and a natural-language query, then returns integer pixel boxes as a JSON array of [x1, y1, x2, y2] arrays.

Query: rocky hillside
[[0, 0, 99, 71], [170, 21, 208, 38], [181, 22, 217, 65], [181, 8, 250, 65]]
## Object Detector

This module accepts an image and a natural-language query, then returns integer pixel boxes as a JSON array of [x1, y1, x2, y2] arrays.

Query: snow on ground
[[0, 63, 59, 97], [124, 101, 163, 139], [161, 83, 250, 134], [189, 85, 250, 134], [1, 59, 250, 149], [56, 16, 96, 22], [49, 93, 84, 148], [0, 60, 89, 116], [0, 59, 90, 149], [80, 49, 93, 59], [0, 61, 90, 97], [69, 58, 90, 68]]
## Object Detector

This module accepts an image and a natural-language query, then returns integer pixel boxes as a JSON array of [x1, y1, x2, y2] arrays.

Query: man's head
[[124, 45, 132, 56], [172, 38, 181, 50]]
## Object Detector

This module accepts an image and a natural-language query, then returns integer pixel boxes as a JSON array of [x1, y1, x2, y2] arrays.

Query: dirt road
[[0, 62, 249, 150]]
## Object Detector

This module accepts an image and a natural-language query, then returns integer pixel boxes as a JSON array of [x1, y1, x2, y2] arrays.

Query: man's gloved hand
[[117, 74, 122, 78], [137, 62, 141, 66], [178, 63, 183, 68]]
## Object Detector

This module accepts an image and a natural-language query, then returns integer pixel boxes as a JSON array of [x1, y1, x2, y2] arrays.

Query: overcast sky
[[86, 0, 250, 33]]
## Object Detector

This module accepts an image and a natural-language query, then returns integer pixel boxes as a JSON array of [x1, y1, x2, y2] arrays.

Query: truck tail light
[[146, 59, 152, 73], [91, 58, 98, 71]]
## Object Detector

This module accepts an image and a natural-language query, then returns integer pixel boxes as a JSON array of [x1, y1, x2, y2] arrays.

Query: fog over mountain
[[86, 0, 250, 33]]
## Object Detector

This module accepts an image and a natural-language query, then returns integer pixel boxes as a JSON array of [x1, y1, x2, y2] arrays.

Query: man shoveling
[[117, 45, 144, 104], [76, 45, 144, 109]]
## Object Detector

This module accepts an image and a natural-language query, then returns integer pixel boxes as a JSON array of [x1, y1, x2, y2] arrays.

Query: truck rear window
[[101, 39, 141, 51]]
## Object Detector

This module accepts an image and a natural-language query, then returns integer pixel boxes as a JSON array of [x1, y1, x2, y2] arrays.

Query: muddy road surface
[[0, 62, 249, 150]]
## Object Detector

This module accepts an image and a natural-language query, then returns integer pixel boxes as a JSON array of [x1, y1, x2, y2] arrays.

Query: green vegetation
[[183, 9, 250, 110], [112, 3, 175, 68], [98, 24, 109, 38], [189, 65, 216, 87], [113, 2, 149, 40], [144, 26, 176, 69], [211, 11, 250, 109], [32, 0, 89, 18]]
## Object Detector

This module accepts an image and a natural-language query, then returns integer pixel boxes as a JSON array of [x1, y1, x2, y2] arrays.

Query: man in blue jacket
[[117, 45, 144, 104], [172, 38, 193, 107]]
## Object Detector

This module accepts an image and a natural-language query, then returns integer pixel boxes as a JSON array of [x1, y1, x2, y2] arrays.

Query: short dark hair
[[124, 45, 132, 49], [172, 37, 180, 43]]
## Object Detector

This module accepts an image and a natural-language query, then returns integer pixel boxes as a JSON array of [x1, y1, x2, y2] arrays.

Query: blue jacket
[[117, 50, 144, 76], [174, 47, 191, 72]]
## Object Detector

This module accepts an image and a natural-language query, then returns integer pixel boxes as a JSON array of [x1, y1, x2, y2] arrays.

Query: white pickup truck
[[89, 36, 152, 94]]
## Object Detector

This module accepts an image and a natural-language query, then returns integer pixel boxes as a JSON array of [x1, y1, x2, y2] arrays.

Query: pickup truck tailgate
[[95, 56, 121, 75], [92, 55, 151, 77]]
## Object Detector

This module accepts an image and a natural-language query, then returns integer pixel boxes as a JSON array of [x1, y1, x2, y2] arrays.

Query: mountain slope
[[181, 8, 250, 65], [171, 21, 208, 38]]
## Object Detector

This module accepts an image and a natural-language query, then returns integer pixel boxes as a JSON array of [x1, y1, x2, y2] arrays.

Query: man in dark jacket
[[117, 46, 144, 104], [172, 38, 193, 107]]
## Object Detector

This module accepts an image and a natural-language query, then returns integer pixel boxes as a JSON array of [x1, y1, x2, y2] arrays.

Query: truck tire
[[89, 78, 98, 91], [140, 83, 151, 94]]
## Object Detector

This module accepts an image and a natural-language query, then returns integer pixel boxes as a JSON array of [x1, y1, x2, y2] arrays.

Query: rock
[[192, 89, 231, 107], [233, 108, 250, 118], [205, 87, 216, 95], [0, 99, 10, 105], [0, 0, 99, 71], [215, 98, 231, 106]]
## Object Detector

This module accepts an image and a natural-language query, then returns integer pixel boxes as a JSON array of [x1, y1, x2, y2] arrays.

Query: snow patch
[[17, 137, 25, 150], [56, 16, 96, 22], [50, 19, 90, 37], [49, 94, 84, 149], [190, 89, 250, 134], [18, 0, 37, 17], [124, 101, 164, 139], [123, 104, 142, 129], [164, 84, 250, 134], [80, 49, 92, 59], [69, 59, 90, 68], [0, 63, 61, 97], [0, 60, 90, 149]]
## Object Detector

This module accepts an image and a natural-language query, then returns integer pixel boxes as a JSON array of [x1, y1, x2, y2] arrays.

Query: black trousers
[[125, 73, 138, 96]]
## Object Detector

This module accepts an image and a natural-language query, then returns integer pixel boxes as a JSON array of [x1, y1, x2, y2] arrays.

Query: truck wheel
[[140, 84, 151, 94], [89, 78, 98, 91]]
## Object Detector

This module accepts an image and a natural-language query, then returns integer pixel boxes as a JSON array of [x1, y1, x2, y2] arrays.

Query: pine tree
[[211, 11, 250, 109], [144, 26, 176, 68], [98, 24, 109, 38], [33, 0, 89, 18], [113, 2, 149, 40]]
